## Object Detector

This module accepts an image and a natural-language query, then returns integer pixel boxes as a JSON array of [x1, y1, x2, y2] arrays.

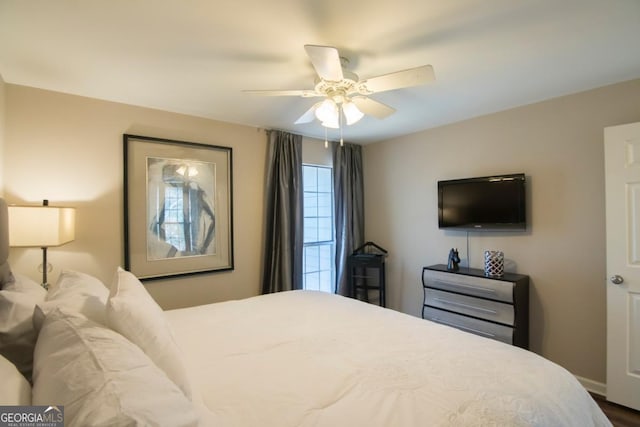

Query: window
[[303, 165, 334, 292]]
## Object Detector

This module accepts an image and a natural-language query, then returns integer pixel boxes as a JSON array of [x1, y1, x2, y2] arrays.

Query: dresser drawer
[[423, 307, 513, 345], [424, 288, 514, 325], [423, 269, 514, 303]]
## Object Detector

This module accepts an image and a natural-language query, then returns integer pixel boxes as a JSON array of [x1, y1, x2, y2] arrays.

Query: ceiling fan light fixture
[[315, 99, 338, 123], [342, 100, 364, 125]]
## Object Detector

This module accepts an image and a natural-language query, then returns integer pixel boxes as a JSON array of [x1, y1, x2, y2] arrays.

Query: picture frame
[[123, 134, 233, 280]]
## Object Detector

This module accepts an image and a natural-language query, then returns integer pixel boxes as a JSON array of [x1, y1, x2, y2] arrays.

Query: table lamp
[[8, 200, 76, 289]]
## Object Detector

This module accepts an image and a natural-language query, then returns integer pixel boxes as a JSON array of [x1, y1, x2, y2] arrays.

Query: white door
[[605, 122, 640, 410]]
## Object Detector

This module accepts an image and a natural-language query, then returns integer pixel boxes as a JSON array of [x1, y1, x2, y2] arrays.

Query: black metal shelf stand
[[347, 242, 388, 307]]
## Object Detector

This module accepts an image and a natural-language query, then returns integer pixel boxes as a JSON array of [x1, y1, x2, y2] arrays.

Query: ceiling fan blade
[[360, 65, 435, 93], [242, 89, 320, 97], [304, 45, 344, 81], [294, 103, 321, 124], [352, 96, 396, 119]]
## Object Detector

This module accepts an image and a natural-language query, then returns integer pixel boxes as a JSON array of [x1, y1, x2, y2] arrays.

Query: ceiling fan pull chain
[[324, 126, 328, 149]]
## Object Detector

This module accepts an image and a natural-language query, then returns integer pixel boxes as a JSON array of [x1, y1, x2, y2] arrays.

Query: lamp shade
[[315, 99, 338, 124], [8, 205, 76, 247], [342, 100, 364, 125]]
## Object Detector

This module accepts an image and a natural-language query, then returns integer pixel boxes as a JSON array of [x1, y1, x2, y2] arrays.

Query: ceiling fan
[[244, 45, 435, 129]]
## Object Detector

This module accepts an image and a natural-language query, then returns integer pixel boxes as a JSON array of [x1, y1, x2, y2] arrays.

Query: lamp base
[[40, 247, 50, 290]]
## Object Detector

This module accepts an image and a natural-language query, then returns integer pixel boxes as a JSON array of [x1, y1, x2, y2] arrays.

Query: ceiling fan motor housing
[[314, 69, 361, 104]]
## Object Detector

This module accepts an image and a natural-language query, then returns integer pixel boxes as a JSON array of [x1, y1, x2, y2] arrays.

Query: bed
[[167, 290, 611, 426], [0, 198, 611, 426]]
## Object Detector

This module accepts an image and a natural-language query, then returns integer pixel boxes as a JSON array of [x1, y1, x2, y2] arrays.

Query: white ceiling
[[1, 0, 639, 144]]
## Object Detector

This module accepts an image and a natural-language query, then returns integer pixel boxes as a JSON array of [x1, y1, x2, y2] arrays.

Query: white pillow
[[0, 353, 31, 405], [0, 273, 46, 379], [32, 308, 199, 427], [34, 270, 109, 330], [107, 267, 193, 399]]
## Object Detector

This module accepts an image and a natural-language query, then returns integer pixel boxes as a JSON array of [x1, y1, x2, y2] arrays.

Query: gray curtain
[[333, 142, 364, 296], [261, 130, 304, 294]]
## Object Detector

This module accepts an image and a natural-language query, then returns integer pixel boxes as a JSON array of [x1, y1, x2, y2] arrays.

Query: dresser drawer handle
[[433, 280, 497, 294], [431, 317, 496, 338], [433, 297, 498, 315]]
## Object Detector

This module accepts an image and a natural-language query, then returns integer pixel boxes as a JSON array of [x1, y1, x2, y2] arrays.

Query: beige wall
[[4, 84, 267, 309], [302, 136, 332, 166], [363, 78, 640, 385]]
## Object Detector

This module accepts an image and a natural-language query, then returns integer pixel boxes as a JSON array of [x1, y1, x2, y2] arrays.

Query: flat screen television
[[438, 173, 526, 231]]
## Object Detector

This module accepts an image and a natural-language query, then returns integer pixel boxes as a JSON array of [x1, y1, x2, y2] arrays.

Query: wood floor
[[591, 394, 640, 427]]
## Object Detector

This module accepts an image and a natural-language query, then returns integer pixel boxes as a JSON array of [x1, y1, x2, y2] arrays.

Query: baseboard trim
[[575, 375, 606, 396]]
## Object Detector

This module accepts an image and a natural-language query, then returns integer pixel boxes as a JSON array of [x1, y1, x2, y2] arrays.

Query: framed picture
[[124, 134, 233, 280]]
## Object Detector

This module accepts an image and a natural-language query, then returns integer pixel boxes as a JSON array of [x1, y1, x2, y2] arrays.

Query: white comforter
[[165, 290, 610, 427]]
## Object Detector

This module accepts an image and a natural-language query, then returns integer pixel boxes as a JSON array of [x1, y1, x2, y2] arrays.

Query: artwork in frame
[[124, 134, 233, 280]]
